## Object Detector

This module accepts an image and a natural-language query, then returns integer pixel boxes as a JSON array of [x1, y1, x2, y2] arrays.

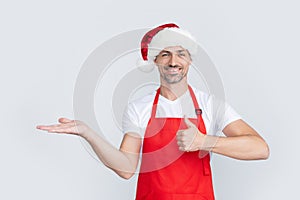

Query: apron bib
[[136, 86, 215, 200]]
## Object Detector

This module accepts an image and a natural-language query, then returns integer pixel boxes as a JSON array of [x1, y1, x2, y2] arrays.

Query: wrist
[[81, 128, 98, 141], [201, 135, 219, 152]]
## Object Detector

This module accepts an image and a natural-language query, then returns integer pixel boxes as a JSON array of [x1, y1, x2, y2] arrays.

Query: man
[[37, 23, 269, 200]]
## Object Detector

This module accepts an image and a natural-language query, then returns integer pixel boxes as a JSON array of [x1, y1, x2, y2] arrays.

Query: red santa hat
[[137, 23, 198, 71]]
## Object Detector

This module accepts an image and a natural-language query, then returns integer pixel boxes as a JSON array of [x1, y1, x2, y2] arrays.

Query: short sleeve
[[122, 103, 142, 135], [218, 103, 242, 131], [209, 96, 242, 134]]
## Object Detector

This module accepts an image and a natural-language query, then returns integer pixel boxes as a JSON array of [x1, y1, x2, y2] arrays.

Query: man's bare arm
[[208, 119, 270, 160], [176, 118, 269, 160], [37, 118, 142, 179]]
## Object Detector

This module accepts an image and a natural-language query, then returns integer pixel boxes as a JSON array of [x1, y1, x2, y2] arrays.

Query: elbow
[[263, 144, 270, 160], [259, 142, 270, 160], [106, 164, 136, 180], [252, 136, 270, 160], [246, 138, 270, 160], [118, 172, 135, 180]]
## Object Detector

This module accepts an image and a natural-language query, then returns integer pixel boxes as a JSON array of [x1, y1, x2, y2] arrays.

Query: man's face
[[154, 46, 192, 84]]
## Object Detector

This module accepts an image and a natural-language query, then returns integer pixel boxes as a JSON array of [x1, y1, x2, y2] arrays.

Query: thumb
[[184, 115, 195, 128], [58, 117, 73, 123]]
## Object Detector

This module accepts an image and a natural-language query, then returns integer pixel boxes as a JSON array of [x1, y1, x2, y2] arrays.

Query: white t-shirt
[[122, 86, 241, 137]]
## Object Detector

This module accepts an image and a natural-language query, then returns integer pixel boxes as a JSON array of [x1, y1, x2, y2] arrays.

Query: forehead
[[159, 46, 188, 53]]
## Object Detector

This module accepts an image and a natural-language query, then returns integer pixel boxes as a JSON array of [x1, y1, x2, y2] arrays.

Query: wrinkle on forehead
[[161, 46, 187, 52]]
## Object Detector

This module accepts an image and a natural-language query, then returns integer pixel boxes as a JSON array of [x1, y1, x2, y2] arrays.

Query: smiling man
[[37, 23, 269, 200], [156, 47, 190, 84]]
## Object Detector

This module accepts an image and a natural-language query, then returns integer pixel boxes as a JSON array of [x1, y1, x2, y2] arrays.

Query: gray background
[[1, 0, 299, 199]]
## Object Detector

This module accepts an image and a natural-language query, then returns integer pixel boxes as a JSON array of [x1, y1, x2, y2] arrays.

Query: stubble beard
[[162, 73, 185, 84], [160, 66, 187, 84]]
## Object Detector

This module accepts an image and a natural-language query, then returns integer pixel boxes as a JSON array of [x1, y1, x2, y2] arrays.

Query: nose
[[169, 53, 177, 66]]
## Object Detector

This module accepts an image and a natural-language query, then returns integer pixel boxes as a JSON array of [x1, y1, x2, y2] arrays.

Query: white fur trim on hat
[[148, 27, 198, 60]]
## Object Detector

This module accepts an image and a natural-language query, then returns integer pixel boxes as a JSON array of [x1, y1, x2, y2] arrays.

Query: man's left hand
[[176, 116, 206, 152]]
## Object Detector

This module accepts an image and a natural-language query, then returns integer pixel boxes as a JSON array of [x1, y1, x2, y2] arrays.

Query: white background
[[1, 0, 299, 199]]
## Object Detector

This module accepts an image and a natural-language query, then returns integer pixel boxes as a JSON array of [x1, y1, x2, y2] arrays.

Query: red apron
[[136, 86, 215, 200]]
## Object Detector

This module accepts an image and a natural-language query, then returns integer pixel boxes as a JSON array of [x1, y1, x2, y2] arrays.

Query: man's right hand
[[36, 117, 93, 139]]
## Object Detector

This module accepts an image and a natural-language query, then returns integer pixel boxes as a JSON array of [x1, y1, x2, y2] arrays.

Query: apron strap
[[188, 85, 206, 134], [188, 85, 211, 176], [150, 88, 161, 118]]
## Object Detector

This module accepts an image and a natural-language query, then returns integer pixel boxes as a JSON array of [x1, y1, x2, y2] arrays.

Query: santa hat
[[137, 23, 198, 71]]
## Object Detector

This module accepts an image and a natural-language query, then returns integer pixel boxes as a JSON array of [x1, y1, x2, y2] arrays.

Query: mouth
[[163, 66, 183, 74]]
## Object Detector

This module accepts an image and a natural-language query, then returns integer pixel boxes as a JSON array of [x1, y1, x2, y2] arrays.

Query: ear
[[154, 56, 159, 67]]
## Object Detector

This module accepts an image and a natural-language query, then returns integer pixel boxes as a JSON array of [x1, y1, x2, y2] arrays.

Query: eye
[[177, 50, 187, 57], [161, 52, 170, 57], [178, 52, 186, 57]]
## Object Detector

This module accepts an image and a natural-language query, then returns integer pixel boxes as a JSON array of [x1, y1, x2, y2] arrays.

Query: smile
[[163, 66, 183, 74]]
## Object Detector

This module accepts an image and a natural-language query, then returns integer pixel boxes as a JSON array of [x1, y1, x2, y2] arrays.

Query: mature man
[[37, 23, 269, 200]]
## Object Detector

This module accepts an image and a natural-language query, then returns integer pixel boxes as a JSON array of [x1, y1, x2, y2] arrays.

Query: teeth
[[163, 66, 182, 72]]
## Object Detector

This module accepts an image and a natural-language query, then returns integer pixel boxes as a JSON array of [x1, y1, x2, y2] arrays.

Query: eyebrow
[[160, 49, 187, 54]]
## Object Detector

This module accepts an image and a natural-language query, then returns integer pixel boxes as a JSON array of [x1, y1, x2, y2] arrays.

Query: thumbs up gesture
[[176, 116, 206, 152]]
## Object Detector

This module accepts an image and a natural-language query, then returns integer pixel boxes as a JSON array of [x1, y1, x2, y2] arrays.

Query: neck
[[160, 80, 188, 101]]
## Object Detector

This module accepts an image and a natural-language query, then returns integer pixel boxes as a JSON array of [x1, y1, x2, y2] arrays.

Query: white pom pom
[[136, 59, 155, 73]]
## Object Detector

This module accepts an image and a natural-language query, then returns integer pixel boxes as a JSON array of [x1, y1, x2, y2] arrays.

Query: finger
[[47, 125, 78, 134], [176, 130, 184, 136], [176, 130, 184, 140], [36, 125, 45, 130], [184, 115, 195, 128], [178, 146, 185, 152], [58, 118, 73, 124], [177, 140, 182, 146], [36, 124, 62, 130], [38, 123, 73, 131], [47, 128, 77, 134]]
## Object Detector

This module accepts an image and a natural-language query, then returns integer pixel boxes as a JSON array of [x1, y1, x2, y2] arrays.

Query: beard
[[160, 65, 187, 84]]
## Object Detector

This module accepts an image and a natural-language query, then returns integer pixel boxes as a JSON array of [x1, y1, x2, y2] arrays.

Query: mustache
[[163, 65, 182, 69]]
